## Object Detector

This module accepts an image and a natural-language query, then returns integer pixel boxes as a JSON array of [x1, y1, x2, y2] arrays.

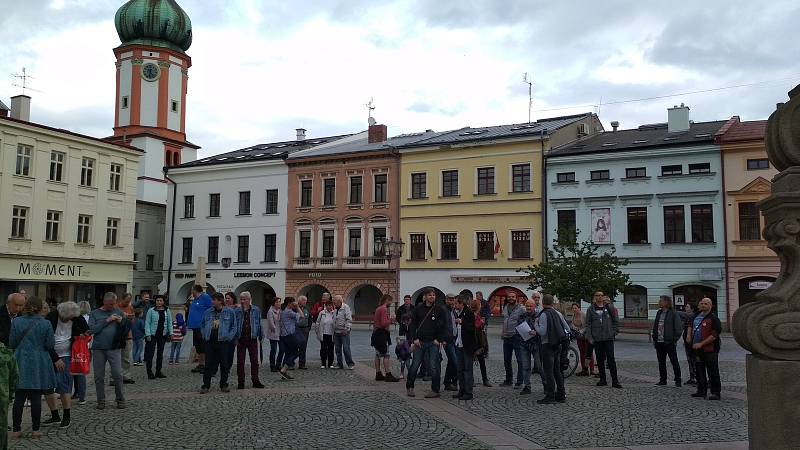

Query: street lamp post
[[376, 237, 404, 317]]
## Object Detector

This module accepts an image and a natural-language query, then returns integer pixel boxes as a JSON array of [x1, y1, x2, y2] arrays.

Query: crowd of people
[[0, 283, 724, 442]]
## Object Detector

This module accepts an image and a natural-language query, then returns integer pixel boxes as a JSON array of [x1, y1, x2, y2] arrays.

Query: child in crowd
[[169, 313, 187, 364], [132, 309, 145, 366]]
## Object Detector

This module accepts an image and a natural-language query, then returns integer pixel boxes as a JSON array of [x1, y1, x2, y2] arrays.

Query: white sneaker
[[347, 365, 355, 370], [320, 365, 327, 369]]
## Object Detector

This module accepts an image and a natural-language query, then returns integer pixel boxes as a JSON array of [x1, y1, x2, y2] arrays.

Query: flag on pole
[[427, 235, 434, 257], [493, 231, 501, 256]]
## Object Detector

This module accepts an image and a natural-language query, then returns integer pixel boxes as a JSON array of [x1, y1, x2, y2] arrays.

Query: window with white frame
[[411, 173, 426, 199], [237, 235, 250, 262], [207, 236, 219, 263], [374, 174, 387, 203], [440, 233, 458, 260], [512, 164, 531, 192], [348, 229, 362, 258], [11, 206, 28, 239], [511, 230, 531, 259], [349, 176, 362, 204], [410, 233, 426, 260], [15, 144, 32, 176], [442, 170, 459, 197], [81, 157, 95, 187], [238, 191, 251, 215], [106, 218, 119, 246], [109, 163, 123, 191], [476, 231, 495, 260], [477, 167, 495, 194], [373, 227, 386, 257], [45, 210, 61, 241], [321, 229, 335, 258], [49, 151, 65, 182], [77, 215, 92, 244], [184, 195, 195, 218], [181, 237, 193, 263], [298, 230, 312, 258], [323, 178, 336, 206], [265, 189, 278, 214], [264, 234, 277, 262]]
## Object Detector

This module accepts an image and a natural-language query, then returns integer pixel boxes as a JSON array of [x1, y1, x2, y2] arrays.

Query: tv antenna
[[366, 97, 376, 125], [11, 67, 41, 95], [523, 72, 533, 124]]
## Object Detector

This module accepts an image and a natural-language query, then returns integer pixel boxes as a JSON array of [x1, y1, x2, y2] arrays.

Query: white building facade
[[547, 107, 732, 324]]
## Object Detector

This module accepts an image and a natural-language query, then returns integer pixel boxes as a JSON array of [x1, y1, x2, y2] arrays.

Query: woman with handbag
[[470, 299, 492, 387], [570, 303, 595, 377], [42, 301, 88, 428], [10, 296, 57, 440]]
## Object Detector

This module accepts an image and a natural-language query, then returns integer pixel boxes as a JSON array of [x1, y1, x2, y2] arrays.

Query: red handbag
[[69, 335, 92, 375]]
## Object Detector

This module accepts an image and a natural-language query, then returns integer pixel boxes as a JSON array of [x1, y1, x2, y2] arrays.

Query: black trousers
[[203, 339, 233, 389], [594, 340, 619, 384], [145, 334, 167, 375], [12, 389, 42, 432], [540, 343, 565, 398], [695, 351, 721, 395], [654, 341, 682, 383], [320, 335, 334, 367]]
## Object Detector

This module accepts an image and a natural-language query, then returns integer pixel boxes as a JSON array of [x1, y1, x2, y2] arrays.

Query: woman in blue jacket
[[144, 295, 172, 380]]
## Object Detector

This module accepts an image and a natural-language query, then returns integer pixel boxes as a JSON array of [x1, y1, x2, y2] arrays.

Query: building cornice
[[546, 144, 719, 165]]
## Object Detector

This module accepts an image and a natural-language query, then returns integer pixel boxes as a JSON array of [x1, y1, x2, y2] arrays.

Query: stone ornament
[[733, 86, 800, 361]]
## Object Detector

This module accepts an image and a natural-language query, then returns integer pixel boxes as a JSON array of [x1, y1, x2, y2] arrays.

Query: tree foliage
[[519, 231, 630, 305]]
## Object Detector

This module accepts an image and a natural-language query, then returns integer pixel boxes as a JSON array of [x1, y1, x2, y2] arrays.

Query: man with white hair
[[333, 295, 355, 369], [88, 292, 129, 409], [42, 301, 88, 427], [236, 292, 264, 389], [0, 293, 25, 346]]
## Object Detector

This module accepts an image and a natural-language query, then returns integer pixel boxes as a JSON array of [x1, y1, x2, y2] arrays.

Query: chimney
[[11, 95, 31, 122], [296, 128, 306, 141], [368, 123, 387, 143], [667, 103, 690, 133], [610, 121, 619, 132]]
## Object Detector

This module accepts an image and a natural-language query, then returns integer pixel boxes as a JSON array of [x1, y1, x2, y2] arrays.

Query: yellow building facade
[[398, 114, 601, 309]]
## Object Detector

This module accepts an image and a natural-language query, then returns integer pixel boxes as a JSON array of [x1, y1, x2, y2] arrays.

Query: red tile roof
[[717, 118, 767, 143]]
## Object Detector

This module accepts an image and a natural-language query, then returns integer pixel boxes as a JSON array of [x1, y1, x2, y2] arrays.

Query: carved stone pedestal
[[746, 355, 800, 450]]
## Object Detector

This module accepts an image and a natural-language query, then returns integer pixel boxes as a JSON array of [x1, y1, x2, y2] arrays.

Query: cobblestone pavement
[[10, 345, 749, 450]]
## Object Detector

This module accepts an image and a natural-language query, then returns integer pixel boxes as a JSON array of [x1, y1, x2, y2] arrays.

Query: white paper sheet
[[516, 321, 534, 341]]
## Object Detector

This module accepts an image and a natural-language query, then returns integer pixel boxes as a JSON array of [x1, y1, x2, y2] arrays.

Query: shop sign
[[174, 273, 211, 279], [19, 262, 87, 278], [451, 275, 528, 284], [308, 272, 323, 279], [3, 258, 129, 282], [748, 280, 773, 290], [233, 272, 276, 278]]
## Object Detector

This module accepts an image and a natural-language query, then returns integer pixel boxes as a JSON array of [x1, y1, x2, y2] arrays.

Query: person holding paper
[[534, 294, 568, 404], [500, 292, 526, 389], [518, 299, 545, 395]]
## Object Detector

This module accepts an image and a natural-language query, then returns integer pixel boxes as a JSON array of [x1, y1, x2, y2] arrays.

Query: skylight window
[[602, 142, 617, 147], [459, 130, 488, 136], [695, 133, 711, 138], [632, 140, 648, 144]]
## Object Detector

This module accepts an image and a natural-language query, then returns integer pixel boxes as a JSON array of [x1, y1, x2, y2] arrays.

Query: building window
[[184, 195, 195, 218], [121, 96, 129, 109], [209, 193, 220, 217], [374, 174, 387, 203], [171, 100, 179, 113], [663, 206, 685, 243], [373, 227, 386, 257], [146, 255, 155, 271], [207, 236, 219, 263], [265, 189, 278, 214], [691, 204, 714, 243], [15, 144, 32, 176], [348, 229, 361, 257], [264, 234, 277, 262], [625, 167, 646, 178], [477, 167, 495, 194], [476, 231, 495, 260], [738, 202, 761, 240], [106, 218, 119, 246], [109, 163, 123, 191], [556, 172, 575, 183], [134, 222, 139, 239], [512, 164, 531, 192], [49, 151, 65, 182], [322, 230, 335, 258], [689, 163, 711, 174], [300, 180, 313, 207], [237, 235, 249, 263], [440, 233, 458, 260], [512, 230, 531, 259], [410, 233, 426, 260], [299, 231, 311, 258], [442, 170, 459, 197], [661, 165, 682, 176], [349, 176, 362, 204], [557, 210, 576, 241], [181, 237, 193, 263], [627, 207, 648, 244], [133, 253, 138, 270], [11, 206, 28, 239], [238, 191, 251, 215], [81, 157, 95, 187], [77, 215, 91, 244], [746, 158, 769, 170], [590, 170, 611, 181], [411, 173, 427, 199], [624, 285, 648, 319], [323, 178, 336, 206], [45, 210, 61, 241]]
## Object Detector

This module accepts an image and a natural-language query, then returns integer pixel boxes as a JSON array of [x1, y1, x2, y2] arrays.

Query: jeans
[[334, 333, 354, 367], [320, 335, 334, 367], [92, 348, 124, 402], [655, 341, 682, 383], [518, 344, 533, 387], [269, 339, 283, 370], [502, 335, 525, 385], [405, 341, 442, 393], [203, 339, 233, 389], [170, 341, 183, 363], [456, 348, 474, 396], [298, 328, 311, 367], [540, 342, 565, 399], [145, 334, 167, 375], [694, 351, 721, 395], [594, 340, 619, 384], [236, 338, 260, 384], [12, 389, 42, 432], [132, 338, 144, 363], [684, 343, 697, 381], [443, 342, 459, 386], [72, 374, 86, 401], [280, 334, 298, 368]]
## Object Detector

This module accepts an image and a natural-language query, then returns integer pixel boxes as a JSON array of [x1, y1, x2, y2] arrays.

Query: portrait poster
[[591, 208, 611, 244]]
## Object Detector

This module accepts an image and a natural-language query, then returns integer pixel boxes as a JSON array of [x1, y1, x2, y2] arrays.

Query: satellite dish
[[368, 117, 377, 126]]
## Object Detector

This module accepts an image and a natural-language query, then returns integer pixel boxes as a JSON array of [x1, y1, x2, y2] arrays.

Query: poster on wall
[[591, 208, 612, 244]]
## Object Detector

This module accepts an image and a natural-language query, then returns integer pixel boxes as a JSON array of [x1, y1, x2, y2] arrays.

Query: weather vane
[[366, 97, 376, 125]]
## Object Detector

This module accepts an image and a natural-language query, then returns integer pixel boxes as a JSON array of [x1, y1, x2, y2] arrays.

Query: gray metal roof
[[547, 120, 729, 157], [287, 129, 443, 161], [0, 100, 9, 111]]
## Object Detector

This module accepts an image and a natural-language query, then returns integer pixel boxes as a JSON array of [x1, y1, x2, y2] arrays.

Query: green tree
[[519, 231, 630, 305]]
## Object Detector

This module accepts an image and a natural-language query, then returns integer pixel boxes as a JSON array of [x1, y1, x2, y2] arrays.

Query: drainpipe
[[164, 169, 178, 304], [718, 142, 732, 330], [540, 128, 548, 263]]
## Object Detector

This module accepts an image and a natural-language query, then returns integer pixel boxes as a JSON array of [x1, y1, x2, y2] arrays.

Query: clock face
[[141, 63, 160, 81]]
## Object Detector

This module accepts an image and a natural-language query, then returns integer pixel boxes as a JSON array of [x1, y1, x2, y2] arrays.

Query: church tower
[[110, 0, 199, 203]]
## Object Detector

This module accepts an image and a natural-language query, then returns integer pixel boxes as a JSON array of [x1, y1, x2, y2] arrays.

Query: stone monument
[[732, 85, 800, 450]]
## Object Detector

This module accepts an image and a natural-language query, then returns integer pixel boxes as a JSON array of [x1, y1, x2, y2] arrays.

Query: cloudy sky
[[1, 0, 798, 157]]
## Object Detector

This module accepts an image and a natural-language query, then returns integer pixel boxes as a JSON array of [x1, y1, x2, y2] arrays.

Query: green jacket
[[0, 343, 17, 404]]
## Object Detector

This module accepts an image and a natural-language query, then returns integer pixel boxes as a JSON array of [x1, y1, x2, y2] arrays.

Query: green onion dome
[[115, 0, 192, 53]]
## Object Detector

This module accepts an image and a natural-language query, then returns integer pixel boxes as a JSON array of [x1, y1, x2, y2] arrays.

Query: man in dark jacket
[[0, 293, 25, 346], [405, 288, 448, 398], [585, 290, 622, 389], [652, 295, 684, 387], [452, 294, 477, 400], [690, 297, 723, 400], [395, 295, 414, 338]]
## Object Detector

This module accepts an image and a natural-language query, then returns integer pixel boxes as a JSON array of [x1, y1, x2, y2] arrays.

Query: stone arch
[[235, 280, 277, 311], [487, 286, 528, 317], [411, 286, 446, 306], [175, 280, 216, 307], [347, 283, 387, 320]]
